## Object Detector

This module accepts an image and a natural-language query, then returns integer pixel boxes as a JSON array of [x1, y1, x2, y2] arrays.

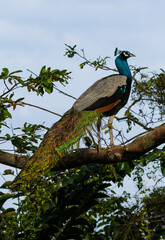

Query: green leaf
[[5, 133, 11, 140], [0, 181, 12, 188], [3, 207, 15, 213], [3, 169, 14, 175], [40, 65, 46, 75], [47, 78, 52, 83], [6, 109, 12, 119], [161, 161, 165, 176], [0, 194, 15, 208], [17, 78, 25, 86], [9, 70, 22, 75], [2, 68, 9, 76], [110, 190, 116, 194], [15, 97, 24, 103], [2, 109, 12, 120], [45, 87, 52, 94], [83, 136, 92, 147], [9, 93, 14, 99], [62, 177, 71, 187]]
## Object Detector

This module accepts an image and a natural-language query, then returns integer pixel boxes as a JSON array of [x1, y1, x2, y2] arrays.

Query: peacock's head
[[114, 48, 135, 60]]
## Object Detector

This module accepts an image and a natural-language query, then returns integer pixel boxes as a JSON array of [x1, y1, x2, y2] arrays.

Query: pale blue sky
[[0, 0, 165, 193], [0, 0, 164, 123]]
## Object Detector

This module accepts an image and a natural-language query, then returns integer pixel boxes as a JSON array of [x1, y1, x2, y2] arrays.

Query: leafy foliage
[[65, 44, 111, 71], [131, 66, 165, 123], [0, 46, 165, 239], [1, 162, 165, 239], [0, 66, 71, 150], [26, 66, 70, 95]]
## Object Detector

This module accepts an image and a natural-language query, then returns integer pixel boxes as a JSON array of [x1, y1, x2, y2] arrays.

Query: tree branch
[[116, 116, 153, 131], [1, 123, 164, 170], [20, 102, 62, 117], [53, 122, 165, 170], [0, 150, 28, 168]]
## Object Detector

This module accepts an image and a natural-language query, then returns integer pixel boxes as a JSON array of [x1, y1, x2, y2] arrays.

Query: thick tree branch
[[54, 122, 165, 170], [0, 150, 28, 168], [1, 123, 164, 170]]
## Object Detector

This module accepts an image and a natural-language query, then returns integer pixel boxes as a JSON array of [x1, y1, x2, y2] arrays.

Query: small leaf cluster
[[0, 123, 48, 154], [27, 66, 71, 95], [79, 56, 111, 71], [64, 44, 77, 58], [132, 67, 165, 120], [0, 69, 23, 131], [0, 66, 71, 135], [65, 44, 111, 71]]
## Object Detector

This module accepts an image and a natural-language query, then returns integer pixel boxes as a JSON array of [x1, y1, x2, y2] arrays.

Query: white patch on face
[[123, 52, 130, 57]]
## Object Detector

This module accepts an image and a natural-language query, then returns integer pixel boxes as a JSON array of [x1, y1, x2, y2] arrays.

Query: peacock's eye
[[123, 52, 129, 57]]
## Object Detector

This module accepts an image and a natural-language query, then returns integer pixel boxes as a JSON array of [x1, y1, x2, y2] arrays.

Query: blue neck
[[115, 55, 132, 82]]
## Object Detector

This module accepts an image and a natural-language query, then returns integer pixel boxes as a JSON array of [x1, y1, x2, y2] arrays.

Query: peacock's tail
[[12, 109, 100, 190]]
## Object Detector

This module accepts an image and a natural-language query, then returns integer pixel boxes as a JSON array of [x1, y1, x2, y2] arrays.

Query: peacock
[[13, 48, 135, 189]]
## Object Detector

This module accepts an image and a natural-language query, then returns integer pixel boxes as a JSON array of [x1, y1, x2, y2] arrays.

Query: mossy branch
[[1, 123, 165, 170]]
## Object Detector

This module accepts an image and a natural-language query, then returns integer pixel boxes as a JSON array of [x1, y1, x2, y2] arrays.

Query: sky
[[0, 0, 165, 201], [0, 0, 164, 125]]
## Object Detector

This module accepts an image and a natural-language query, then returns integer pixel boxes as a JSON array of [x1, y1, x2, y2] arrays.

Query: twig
[[0, 83, 19, 97], [154, 176, 164, 187], [86, 127, 97, 149], [53, 86, 77, 100], [109, 115, 115, 146], [121, 130, 150, 145], [132, 76, 156, 94], [3, 80, 10, 91], [27, 68, 77, 100], [126, 96, 142, 113], [75, 48, 117, 72], [20, 101, 62, 117], [27, 69, 38, 77], [115, 116, 153, 131], [0, 173, 6, 182], [97, 120, 101, 151]]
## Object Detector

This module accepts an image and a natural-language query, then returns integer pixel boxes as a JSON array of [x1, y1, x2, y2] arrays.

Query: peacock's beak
[[130, 53, 136, 57]]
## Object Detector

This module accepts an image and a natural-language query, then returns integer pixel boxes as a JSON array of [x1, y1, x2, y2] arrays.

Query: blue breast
[[113, 55, 133, 111], [115, 56, 132, 83]]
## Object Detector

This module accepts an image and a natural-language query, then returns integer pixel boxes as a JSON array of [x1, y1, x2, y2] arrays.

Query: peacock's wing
[[73, 74, 127, 112]]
